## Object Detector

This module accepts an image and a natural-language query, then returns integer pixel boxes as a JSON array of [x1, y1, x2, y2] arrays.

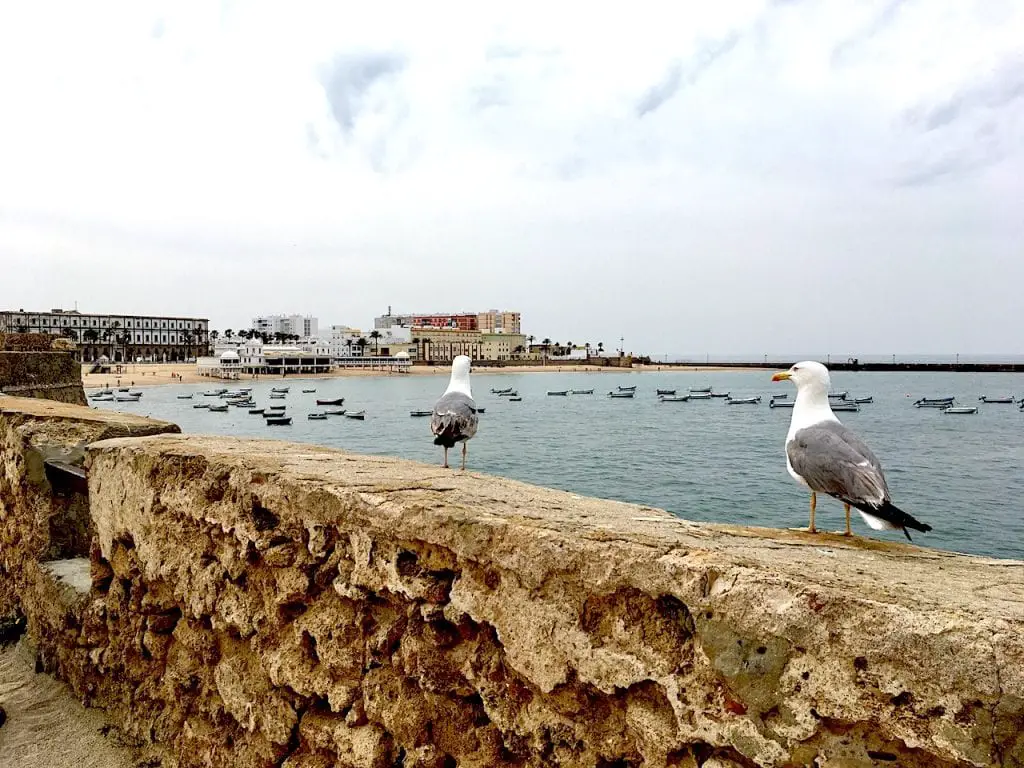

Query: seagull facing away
[[772, 361, 932, 540], [431, 355, 479, 470]]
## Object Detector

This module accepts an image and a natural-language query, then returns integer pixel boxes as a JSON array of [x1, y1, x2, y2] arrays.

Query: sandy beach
[[81, 362, 762, 389]]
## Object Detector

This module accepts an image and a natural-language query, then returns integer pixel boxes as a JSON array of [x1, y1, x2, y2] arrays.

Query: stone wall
[[1, 397, 1022, 767], [0, 350, 88, 405]]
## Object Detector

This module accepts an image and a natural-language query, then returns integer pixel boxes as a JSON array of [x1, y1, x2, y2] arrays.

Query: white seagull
[[772, 361, 932, 539], [431, 355, 479, 470]]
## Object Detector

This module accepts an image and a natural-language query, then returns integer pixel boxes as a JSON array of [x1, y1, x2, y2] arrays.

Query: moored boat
[[571, 389, 594, 395], [509, 397, 522, 402], [659, 395, 689, 402], [498, 391, 518, 397], [316, 398, 344, 406], [943, 406, 978, 414], [208, 404, 229, 412], [979, 396, 1014, 404], [491, 387, 513, 394], [344, 411, 366, 420], [710, 392, 730, 398], [302, 389, 316, 393], [769, 400, 794, 409], [608, 391, 634, 398], [688, 392, 713, 400], [265, 416, 292, 425], [853, 396, 874, 404], [547, 390, 569, 396], [308, 413, 328, 420], [830, 402, 860, 412], [727, 396, 761, 404], [617, 385, 637, 392], [193, 403, 210, 409], [248, 408, 265, 414], [689, 386, 712, 393], [272, 387, 290, 393], [410, 410, 432, 417], [828, 391, 848, 400], [656, 389, 677, 396], [177, 394, 193, 399], [323, 409, 346, 415]]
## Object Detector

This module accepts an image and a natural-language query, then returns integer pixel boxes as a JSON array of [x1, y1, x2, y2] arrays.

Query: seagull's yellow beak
[[771, 371, 791, 382]]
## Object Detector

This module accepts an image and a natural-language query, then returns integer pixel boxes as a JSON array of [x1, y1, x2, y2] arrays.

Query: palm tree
[[117, 332, 131, 363], [210, 330, 220, 352], [62, 328, 78, 342], [597, 341, 604, 355], [356, 337, 368, 356], [224, 329, 234, 342], [541, 337, 552, 360], [369, 330, 382, 355], [82, 328, 99, 361], [109, 321, 122, 361], [183, 330, 194, 360]]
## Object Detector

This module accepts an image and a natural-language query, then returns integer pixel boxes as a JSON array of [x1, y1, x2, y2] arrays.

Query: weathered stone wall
[[1, 397, 1022, 767], [0, 350, 88, 405], [0, 397, 178, 618]]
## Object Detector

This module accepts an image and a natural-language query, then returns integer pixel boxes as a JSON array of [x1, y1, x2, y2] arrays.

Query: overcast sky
[[1, 1, 1021, 357]]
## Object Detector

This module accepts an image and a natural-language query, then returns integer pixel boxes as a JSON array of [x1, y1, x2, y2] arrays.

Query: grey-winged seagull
[[772, 361, 932, 539], [431, 355, 479, 470]]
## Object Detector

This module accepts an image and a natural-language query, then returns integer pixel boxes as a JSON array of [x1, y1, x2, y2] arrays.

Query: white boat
[[943, 406, 978, 414], [689, 386, 712, 393], [828, 391, 848, 400], [727, 396, 761, 405], [979, 396, 1014, 404], [114, 395, 141, 402], [852, 396, 873, 404], [659, 395, 689, 402], [769, 400, 794, 409], [688, 392, 713, 400], [177, 394, 193, 399]]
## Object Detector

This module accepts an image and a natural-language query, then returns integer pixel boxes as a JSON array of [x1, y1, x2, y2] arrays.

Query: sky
[[0, 1, 1022, 358]]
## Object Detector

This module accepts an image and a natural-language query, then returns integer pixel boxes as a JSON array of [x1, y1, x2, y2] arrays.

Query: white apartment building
[[0, 307, 209, 362], [251, 314, 318, 339]]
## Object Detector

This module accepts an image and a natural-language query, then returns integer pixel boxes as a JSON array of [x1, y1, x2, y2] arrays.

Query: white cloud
[[0, 0, 1021, 355]]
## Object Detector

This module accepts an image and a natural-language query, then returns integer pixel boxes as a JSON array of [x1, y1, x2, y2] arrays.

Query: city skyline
[[1, 2, 1021, 355]]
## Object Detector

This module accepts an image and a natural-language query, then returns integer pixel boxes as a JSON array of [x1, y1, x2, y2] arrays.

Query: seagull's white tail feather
[[858, 510, 898, 531]]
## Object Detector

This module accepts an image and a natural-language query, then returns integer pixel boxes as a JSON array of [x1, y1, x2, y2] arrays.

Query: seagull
[[431, 355, 479, 470], [772, 361, 932, 540]]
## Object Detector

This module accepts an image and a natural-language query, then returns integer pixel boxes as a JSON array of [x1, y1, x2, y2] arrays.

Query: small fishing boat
[[410, 410, 432, 417], [208, 404, 229, 412], [727, 396, 761, 405], [828, 391, 848, 400], [770, 393, 788, 400], [689, 386, 712, 393], [344, 411, 366, 420], [688, 392, 713, 400], [203, 389, 227, 396], [118, 387, 130, 392], [92, 395, 114, 401], [656, 389, 677, 396], [308, 413, 328, 420], [853, 396, 874, 404], [193, 403, 210, 409], [114, 395, 141, 402], [177, 394, 193, 399], [248, 408, 265, 414], [509, 397, 522, 402], [571, 389, 594, 395], [498, 391, 518, 397], [94, 388, 113, 395], [710, 392, 731, 398], [659, 395, 689, 402], [269, 394, 287, 400], [323, 409, 346, 415], [979, 396, 1015, 404], [272, 387, 290, 393], [769, 400, 794, 409], [231, 400, 255, 407], [915, 396, 955, 405], [547, 390, 569, 396], [265, 416, 292, 425], [608, 391, 635, 398], [943, 406, 978, 415], [316, 398, 344, 406], [915, 400, 954, 408], [831, 402, 860, 412], [617, 385, 637, 392], [268, 405, 287, 411], [302, 389, 317, 394], [491, 387, 514, 394]]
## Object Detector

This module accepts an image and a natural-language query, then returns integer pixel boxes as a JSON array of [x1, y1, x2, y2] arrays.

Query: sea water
[[92, 370, 1024, 559]]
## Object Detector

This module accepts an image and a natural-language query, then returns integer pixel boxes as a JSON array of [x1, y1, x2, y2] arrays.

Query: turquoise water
[[91, 370, 1024, 560]]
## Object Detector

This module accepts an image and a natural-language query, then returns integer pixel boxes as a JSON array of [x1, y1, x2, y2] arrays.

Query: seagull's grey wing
[[431, 392, 478, 441], [787, 422, 890, 508]]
